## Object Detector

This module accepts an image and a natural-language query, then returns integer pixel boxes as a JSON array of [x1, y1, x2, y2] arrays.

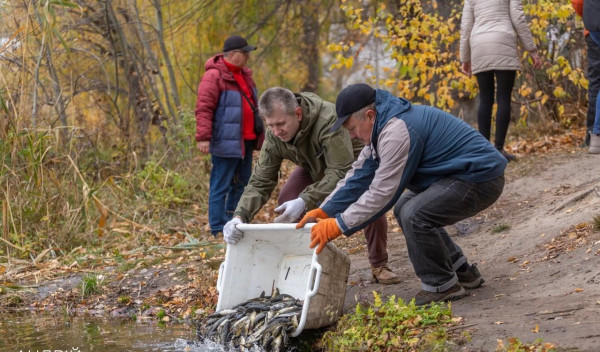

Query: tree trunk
[[300, 0, 320, 92], [152, 0, 181, 115]]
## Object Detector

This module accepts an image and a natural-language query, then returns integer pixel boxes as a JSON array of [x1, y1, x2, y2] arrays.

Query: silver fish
[[199, 287, 303, 350]]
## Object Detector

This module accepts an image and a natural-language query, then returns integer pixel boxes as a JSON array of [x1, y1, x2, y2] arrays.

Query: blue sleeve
[[321, 155, 378, 217]]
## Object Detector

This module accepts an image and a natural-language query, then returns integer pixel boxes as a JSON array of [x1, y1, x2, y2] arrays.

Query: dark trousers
[[476, 70, 517, 150], [587, 34, 600, 135], [393, 176, 504, 292], [279, 167, 389, 267], [208, 141, 254, 234]]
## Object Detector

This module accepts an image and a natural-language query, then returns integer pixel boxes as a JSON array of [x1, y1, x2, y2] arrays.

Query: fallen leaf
[[574, 288, 584, 293], [532, 324, 539, 333], [575, 222, 587, 229], [494, 321, 504, 325]]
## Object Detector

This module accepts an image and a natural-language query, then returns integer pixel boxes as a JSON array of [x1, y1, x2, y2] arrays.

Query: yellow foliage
[[329, 0, 587, 122], [331, 0, 468, 111]]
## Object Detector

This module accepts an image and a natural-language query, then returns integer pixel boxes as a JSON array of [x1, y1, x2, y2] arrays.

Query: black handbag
[[239, 89, 264, 136]]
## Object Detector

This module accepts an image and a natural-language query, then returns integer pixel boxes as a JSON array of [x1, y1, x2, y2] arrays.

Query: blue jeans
[[590, 32, 600, 135], [393, 175, 504, 292], [208, 141, 254, 234]]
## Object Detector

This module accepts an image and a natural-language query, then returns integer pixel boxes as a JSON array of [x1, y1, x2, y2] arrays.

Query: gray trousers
[[394, 175, 504, 292]]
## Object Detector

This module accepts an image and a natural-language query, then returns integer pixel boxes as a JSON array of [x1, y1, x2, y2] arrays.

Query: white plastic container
[[215, 223, 350, 337]]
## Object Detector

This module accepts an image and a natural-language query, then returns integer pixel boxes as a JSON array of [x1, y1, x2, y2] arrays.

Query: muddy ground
[[2, 145, 600, 351]]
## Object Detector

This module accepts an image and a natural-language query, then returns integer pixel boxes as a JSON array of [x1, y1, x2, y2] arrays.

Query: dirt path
[[343, 149, 600, 351]]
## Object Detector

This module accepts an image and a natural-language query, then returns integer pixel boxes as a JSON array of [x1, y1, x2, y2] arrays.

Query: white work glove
[[274, 198, 306, 223], [223, 217, 244, 244]]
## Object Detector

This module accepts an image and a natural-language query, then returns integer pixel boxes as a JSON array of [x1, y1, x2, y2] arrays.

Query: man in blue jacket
[[297, 83, 507, 305]]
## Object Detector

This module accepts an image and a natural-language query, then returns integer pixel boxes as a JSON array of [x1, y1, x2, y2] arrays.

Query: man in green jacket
[[223, 87, 400, 284]]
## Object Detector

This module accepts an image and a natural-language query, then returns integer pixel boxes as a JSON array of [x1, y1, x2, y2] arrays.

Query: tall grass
[[0, 112, 211, 262]]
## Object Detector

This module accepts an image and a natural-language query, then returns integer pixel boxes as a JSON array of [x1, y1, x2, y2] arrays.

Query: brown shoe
[[371, 265, 401, 284]]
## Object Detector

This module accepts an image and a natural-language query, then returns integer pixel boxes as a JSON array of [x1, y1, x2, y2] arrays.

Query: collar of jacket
[[289, 92, 323, 146], [205, 54, 253, 81], [370, 89, 411, 154]]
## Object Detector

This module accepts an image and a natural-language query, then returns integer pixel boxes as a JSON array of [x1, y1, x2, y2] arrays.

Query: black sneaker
[[457, 263, 485, 289], [582, 132, 591, 148], [414, 283, 466, 306]]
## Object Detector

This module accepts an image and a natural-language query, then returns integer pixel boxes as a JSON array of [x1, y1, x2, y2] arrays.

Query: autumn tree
[[327, 0, 588, 127]]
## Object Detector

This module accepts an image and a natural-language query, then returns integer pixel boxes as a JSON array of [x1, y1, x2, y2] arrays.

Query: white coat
[[460, 0, 537, 75]]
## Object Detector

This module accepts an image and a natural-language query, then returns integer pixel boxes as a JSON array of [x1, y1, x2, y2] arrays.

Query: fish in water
[[198, 288, 302, 351]]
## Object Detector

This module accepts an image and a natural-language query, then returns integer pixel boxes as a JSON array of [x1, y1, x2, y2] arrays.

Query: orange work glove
[[309, 218, 342, 254], [296, 208, 329, 229]]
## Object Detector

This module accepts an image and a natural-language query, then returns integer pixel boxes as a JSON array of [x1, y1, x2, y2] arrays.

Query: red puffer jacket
[[195, 54, 263, 157]]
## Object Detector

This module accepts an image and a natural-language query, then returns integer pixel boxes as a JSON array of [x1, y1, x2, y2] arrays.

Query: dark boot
[[497, 148, 517, 162], [414, 283, 466, 306]]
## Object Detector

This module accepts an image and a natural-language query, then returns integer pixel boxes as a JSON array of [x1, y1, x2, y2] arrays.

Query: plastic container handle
[[291, 248, 322, 337], [307, 259, 322, 298], [216, 262, 225, 293]]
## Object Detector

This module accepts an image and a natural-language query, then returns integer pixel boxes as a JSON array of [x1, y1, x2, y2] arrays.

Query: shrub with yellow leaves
[[328, 0, 588, 128]]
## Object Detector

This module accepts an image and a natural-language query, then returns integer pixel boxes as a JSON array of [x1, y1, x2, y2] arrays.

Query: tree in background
[[327, 0, 588, 128]]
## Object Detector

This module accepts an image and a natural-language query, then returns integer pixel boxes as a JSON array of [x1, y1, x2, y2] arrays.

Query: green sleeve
[[299, 128, 355, 209], [233, 135, 283, 222]]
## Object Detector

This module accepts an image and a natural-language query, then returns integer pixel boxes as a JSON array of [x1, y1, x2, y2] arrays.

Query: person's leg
[[277, 167, 314, 205], [494, 70, 517, 151], [226, 141, 255, 217], [209, 155, 240, 235], [476, 70, 495, 141], [588, 32, 600, 153], [584, 36, 600, 146], [395, 192, 466, 270], [364, 215, 401, 284], [365, 216, 388, 268], [393, 175, 504, 304]]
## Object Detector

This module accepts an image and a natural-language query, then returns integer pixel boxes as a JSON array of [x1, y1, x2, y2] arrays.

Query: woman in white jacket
[[460, 0, 542, 161]]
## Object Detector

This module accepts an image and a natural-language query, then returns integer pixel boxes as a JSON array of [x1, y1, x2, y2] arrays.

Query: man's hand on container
[[295, 208, 329, 228], [223, 216, 244, 244], [274, 198, 305, 223], [309, 218, 342, 254]]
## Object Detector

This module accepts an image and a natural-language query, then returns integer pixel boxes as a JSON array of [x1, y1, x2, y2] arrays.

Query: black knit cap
[[331, 83, 376, 131], [223, 35, 257, 52]]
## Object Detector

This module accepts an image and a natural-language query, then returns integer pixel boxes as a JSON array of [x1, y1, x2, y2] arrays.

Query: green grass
[[117, 296, 131, 305], [492, 224, 511, 233], [320, 292, 458, 351], [81, 274, 100, 296], [0, 121, 212, 261], [592, 214, 600, 231]]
